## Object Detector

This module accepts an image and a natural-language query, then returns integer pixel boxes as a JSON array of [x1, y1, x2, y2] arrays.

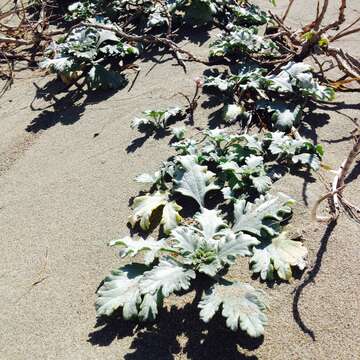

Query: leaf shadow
[[126, 128, 172, 153], [292, 221, 337, 340], [26, 78, 120, 133], [88, 283, 262, 360]]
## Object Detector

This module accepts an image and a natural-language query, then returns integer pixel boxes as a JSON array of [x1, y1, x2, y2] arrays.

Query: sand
[[0, 1, 359, 359]]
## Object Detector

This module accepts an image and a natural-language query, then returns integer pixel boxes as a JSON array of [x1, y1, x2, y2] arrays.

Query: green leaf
[[250, 232, 308, 280], [199, 281, 268, 337], [140, 257, 196, 297], [257, 101, 303, 131], [129, 191, 168, 230], [161, 201, 183, 235], [233, 193, 295, 236], [175, 155, 219, 208], [292, 153, 321, 171], [96, 263, 149, 318], [110, 236, 171, 265], [222, 104, 248, 123], [87, 65, 126, 90]]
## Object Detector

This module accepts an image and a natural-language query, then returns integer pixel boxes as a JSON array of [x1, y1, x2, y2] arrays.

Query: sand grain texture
[[1, 1, 360, 359]]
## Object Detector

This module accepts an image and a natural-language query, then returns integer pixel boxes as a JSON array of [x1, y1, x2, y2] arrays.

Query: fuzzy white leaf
[[233, 193, 295, 236], [110, 236, 169, 265], [194, 208, 226, 240], [251, 232, 307, 280], [140, 257, 196, 297], [161, 201, 183, 234], [292, 153, 321, 171], [96, 264, 148, 318], [175, 155, 219, 208], [129, 191, 168, 230], [217, 229, 260, 261], [199, 282, 268, 337]]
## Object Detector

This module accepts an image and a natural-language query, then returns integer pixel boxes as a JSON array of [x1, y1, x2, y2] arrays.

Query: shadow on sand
[[89, 283, 261, 360]]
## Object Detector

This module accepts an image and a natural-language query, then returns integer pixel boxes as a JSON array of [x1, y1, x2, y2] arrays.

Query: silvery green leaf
[[96, 263, 149, 318], [135, 172, 160, 184], [131, 117, 150, 130], [267, 131, 298, 155], [68, 2, 82, 12], [282, 62, 312, 77], [140, 257, 196, 297], [210, 26, 279, 57], [199, 282, 268, 337], [251, 175, 272, 193], [271, 105, 302, 131], [138, 293, 159, 321], [147, 9, 168, 27], [257, 101, 302, 131], [129, 191, 168, 230], [250, 232, 308, 280], [267, 70, 292, 92], [171, 127, 186, 140], [165, 107, 182, 119], [220, 160, 242, 174], [97, 29, 120, 46], [231, 3, 269, 25], [222, 104, 247, 123], [171, 226, 221, 277], [217, 229, 260, 261], [194, 208, 226, 240], [161, 201, 183, 235], [292, 153, 321, 171], [233, 193, 295, 236], [109, 236, 171, 265], [171, 226, 198, 254], [87, 65, 126, 90], [243, 155, 264, 170], [296, 74, 335, 100], [40, 57, 73, 72], [204, 75, 232, 91], [241, 134, 263, 152], [175, 155, 219, 208]]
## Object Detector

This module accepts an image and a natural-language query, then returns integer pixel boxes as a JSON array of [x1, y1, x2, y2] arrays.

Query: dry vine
[[313, 127, 360, 223]]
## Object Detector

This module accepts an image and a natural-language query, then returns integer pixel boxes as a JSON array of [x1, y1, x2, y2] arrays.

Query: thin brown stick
[[313, 130, 360, 222], [282, 0, 295, 22]]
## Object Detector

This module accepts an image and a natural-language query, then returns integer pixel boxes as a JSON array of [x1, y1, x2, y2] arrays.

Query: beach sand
[[0, 1, 359, 359]]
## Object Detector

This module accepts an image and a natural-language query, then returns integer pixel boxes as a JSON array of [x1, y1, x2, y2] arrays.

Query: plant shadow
[[292, 221, 337, 340], [89, 285, 261, 360], [26, 78, 120, 133]]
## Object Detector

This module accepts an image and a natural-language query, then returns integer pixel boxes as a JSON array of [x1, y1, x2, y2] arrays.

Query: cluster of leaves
[[131, 107, 183, 131], [204, 62, 335, 130], [41, 26, 139, 90], [41, 0, 274, 89], [96, 128, 319, 336], [66, 0, 270, 27], [210, 25, 280, 58], [93, 0, 333, 340]]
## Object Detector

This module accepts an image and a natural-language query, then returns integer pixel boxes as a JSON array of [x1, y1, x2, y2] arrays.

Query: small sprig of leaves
[[204, 61, 335, 130], [210, 26, 280, 58], [41, 26, 139, 90], [131, 107, 183, 131]]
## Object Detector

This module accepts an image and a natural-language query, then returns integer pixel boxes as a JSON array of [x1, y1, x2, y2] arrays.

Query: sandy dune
[[0, 1, 359, 359]]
